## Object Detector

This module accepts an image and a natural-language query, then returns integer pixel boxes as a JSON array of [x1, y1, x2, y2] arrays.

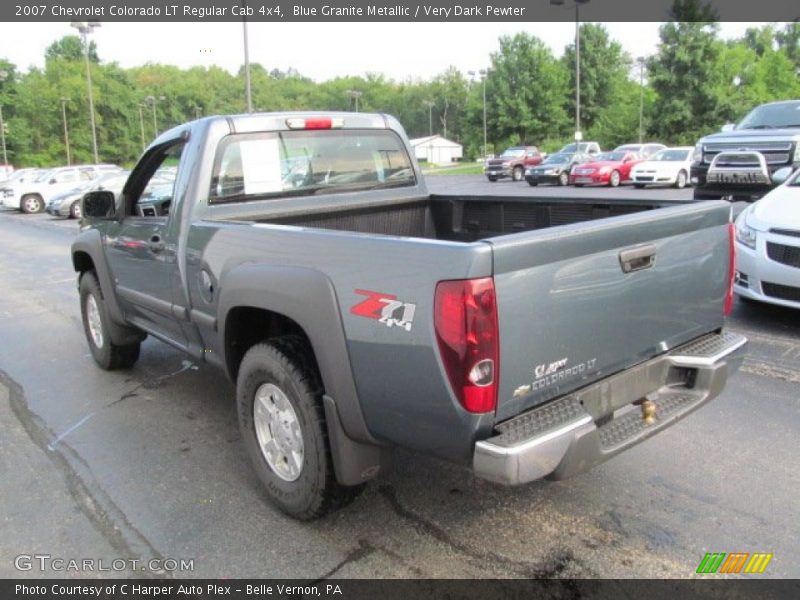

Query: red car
[[568, 151, 644, 187]]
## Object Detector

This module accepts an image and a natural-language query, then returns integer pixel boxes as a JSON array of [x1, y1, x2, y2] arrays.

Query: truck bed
[[232, 195, 678, 242]]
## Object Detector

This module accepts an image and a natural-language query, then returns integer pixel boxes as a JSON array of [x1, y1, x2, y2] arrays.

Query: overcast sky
[[2, 21, 768, 81]]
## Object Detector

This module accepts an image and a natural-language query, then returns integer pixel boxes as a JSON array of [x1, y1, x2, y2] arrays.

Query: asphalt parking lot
[[1, 178, 798, 579]]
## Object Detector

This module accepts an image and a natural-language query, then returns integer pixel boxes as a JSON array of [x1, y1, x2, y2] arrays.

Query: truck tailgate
[[489, 200, 731, 422]]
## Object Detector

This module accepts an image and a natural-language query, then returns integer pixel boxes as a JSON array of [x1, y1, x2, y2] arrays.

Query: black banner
[[2, 0, 800, 22], [3, 579, 800, 600]]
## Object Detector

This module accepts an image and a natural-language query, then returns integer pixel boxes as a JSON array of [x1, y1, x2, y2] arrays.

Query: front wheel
[[21, 194, 45, 214], [487, 176, 497, 182], [674, 170, 688, 189], [527, 180, 538, 187], [80, 272, 141, 370], [237, 337, 362, 520], [512, 166, 524, 182], [608, 170, 621, 187]]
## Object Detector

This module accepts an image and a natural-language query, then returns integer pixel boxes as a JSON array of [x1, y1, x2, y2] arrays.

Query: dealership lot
[[0, 180, 798, 578]]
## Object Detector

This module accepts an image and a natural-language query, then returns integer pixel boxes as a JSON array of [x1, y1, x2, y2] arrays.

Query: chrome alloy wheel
[[253, 383, 304, 482], [86, 294, 104, 349]]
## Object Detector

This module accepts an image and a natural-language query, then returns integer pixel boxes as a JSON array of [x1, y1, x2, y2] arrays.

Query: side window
[[127, 143, 184, 218], [56, 170, 77, 184]]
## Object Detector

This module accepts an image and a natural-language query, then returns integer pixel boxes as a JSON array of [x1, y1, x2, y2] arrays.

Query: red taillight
[[434, 277, 499, 413], [724, 222, 735, 316]]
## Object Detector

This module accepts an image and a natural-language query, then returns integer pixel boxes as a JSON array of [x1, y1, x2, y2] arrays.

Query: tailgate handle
[[619, 244, 656, 273]]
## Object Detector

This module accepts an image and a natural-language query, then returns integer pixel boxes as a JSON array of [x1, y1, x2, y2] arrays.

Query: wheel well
[[72, 251, 95, 274], [224, 307, 317, 381]]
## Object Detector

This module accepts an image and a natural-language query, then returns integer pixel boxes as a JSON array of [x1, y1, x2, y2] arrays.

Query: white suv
[[1, 165, 121, 213]]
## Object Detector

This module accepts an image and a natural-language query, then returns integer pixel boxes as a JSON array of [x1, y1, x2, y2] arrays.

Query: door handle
[[619, 244, 656, 273], [148, 234, 165, 253]]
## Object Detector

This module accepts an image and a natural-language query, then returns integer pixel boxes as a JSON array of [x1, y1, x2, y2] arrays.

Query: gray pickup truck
[[72, 112, 746, 520]]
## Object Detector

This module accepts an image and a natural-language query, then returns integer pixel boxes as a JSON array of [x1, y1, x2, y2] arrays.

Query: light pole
[[345, 89, 362, 112], [145, 95, 165, 138], [137, 104, 146, 151], [637, 57, 646, 144], [0, 70, 8, 166], [242, 3, 253, 113], [423, 100, 435, 136], [551, 0, 590, 139], [70, 21, 101, 164], [60, 97, 71, 165], [194, 105, 202, 119], [468, 69, 489, 158]]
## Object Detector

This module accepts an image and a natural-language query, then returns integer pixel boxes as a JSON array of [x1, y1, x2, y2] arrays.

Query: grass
[[421, 162, 485, 176]]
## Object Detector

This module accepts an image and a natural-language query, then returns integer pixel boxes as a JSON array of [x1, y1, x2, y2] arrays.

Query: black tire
[[558, 172, 569, 187], [70, 200, 82, 219], [608, 170, 621, 188], [633, 183, 646, 189], [21, 194, 45, 214], [674, 170, 688, 189], [512, 166, 524, 182], [527, 180, 538, 187], [487, 176, 498, 182], [237, 336, 362, 520], [79, 271, 141, 370]]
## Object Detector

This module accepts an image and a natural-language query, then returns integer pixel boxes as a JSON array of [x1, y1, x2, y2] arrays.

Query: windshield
[[650, 149, 691, 161], [34, 170, 53, 183], [500, 148, 525, 158], [209, 129, 416, 203], [614, 145, 641, 152], [591, 152, 627, 162], [738, 102, 800, 129], [543, 153, 572, 165]]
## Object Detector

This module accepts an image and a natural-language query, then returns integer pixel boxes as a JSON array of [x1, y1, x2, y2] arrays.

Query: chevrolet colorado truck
[[484, 145, 542, 181], [72, 112, 747, 520], [691, 100, 800, 201]]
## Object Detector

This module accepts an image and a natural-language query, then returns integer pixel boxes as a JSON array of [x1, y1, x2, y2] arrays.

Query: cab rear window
[[208, 129, 416, 203]]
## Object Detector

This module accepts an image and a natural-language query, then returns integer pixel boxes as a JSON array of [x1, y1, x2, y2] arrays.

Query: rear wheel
[[237, 336, 363, 520], [608, 170, 621, 187], [558, 172, 569, 186], [70, 200, 82, 219], [80, 272, 141, 370], [21, 194, 45, 214], [527, 180, 538, 187], [674, 170, 688, 189], [512, 166, 524, 182]]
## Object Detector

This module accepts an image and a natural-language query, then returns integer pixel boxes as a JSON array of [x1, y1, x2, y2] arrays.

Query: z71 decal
[[351, 289, 416, 332]]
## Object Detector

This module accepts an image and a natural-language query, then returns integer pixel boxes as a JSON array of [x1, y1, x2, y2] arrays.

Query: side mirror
[[721, 123, 736, 132], [82, 190, 116, 219], [49, 178, 57, 184], [771, 167, 794, 186]]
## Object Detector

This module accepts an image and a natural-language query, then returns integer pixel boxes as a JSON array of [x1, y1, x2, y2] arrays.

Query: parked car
[[1, 164, 122, 213], [73, 111, 745, 519], [0, 164, 14, 181], [569, 151, 645, 187], [525, 152, 589, 186], [691, 99, 800, 201], [734, 167, 800, 308], [614, 143, 667, 158], [47, 171, 132, 218], [484, 146, 543, 182], [558, 141, 601, 156], [0, 167, 40, 195], [630, 147, 694, 189]]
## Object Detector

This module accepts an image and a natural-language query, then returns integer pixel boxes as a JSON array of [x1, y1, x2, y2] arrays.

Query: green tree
[[45, 35, 99, 63], [485, 33, 570, 148], [562, 24, 631, 134], [775, 22, 800, 70]]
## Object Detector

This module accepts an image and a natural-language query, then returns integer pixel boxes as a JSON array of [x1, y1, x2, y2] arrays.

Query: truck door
[[104, 140, 188, 348]]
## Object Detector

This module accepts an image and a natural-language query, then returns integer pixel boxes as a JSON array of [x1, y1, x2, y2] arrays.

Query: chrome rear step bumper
[[473, 331, 747, 485]]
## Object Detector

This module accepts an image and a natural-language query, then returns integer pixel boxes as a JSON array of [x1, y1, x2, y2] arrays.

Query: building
[[409, 135, 463, 166]]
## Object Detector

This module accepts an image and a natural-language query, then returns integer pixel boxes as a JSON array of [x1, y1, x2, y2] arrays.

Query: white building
[[409, 135, 463, 166]]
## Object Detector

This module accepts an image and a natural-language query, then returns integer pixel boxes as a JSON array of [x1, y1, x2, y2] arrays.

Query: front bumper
[[485, 166, 513, 179], [473, 331, 747, 485], [735, 234, 800, 309], [525, 171, 562, 184], [570, 172, 609, 185], [691, 159, 799, 199], [632, 171, 677, 185]]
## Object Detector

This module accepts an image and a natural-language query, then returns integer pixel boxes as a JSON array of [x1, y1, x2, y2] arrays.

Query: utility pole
[[61, 97, 71, 165], [345, 89, 363, 112], [71, 21, 101, 164], [423, 100, 435, 136], [137, 104, 146, 151], [637, 57, 646, 144]]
